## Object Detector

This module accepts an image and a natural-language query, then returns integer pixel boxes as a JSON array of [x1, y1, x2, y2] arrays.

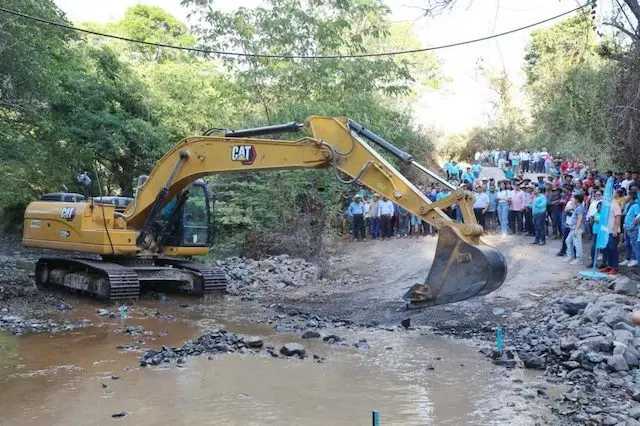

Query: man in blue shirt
[[531, 186, 548, 245], [449, 162, 461, 180], [443, 160, 452, 180], [462, 167, 475, 184], [622, 191, 640, 266], [471, 162, 482, 179], [348, 195, 366, 241], [504, 166, 515, 180]]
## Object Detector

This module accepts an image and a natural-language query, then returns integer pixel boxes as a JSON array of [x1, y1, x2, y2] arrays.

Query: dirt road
[[280, 232, 576, 328]]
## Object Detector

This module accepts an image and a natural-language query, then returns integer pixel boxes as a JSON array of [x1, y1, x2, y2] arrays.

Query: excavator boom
[[23, 115, 506, 305]]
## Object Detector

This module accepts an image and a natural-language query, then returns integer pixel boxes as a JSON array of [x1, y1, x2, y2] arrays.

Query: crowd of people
[[340, 151, 640, 277]]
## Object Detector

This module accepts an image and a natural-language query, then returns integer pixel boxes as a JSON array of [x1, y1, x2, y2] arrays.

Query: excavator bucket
[[403, 226, 507, 308]]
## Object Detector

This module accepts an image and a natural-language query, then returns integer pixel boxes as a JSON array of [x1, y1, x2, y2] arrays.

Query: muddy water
[[0, 297, 528, 426]]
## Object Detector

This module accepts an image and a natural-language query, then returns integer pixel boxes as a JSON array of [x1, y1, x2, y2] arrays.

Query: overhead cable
[[0, 4, 586, 59]]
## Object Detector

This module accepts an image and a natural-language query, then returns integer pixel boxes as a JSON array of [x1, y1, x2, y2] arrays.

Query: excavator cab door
[[159, 181, 213, 248], [180, 182, 212, 246]]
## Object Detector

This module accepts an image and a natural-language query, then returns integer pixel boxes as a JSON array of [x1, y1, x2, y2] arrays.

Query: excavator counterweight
[[22, 116, 507, 305]]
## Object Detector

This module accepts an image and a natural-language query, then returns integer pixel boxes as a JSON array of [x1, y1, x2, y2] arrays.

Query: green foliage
[[523, 12, 617, 168], [441, 12, 622, 170], [0, 0, 439, 257]]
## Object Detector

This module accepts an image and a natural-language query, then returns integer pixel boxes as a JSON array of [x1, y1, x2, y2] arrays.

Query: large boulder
[[582, 303, 603, 323], [608, 354, 630, 372], [578, 336, 613, 353], [562, 296, 589, 316], [603, 306, 630, 327], [243, 336, 264, 349], [626, 345, 640, 368], [301, 330, 321, 339], [614, 329, 634, 345], [259, 259, 276, 271], [521, 352, 546, 369], [280, 343, 306, 357], [614, 277, 638, 296]]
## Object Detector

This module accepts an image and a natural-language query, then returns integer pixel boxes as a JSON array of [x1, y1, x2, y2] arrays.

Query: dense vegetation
[[440, 2, 640, 172], [0, 0, 440, 256]]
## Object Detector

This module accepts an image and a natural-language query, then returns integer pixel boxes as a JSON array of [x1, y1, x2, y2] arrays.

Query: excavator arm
[[121, 116, 507, 306]]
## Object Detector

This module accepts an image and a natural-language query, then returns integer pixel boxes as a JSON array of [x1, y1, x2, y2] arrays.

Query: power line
[[0, 4, 586, 60]]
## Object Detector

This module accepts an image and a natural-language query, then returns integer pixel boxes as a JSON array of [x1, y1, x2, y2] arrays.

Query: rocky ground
[[472, 276, 640, 425], [8, 228, 640, 424], [0, 235, 88, 334], [212, 238, 640, 425]]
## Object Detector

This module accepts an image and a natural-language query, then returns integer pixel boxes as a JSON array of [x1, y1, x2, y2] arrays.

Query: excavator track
[[34, 256, 227, 301], [35, 257, 140, 302], [155, 258, 227, 294]]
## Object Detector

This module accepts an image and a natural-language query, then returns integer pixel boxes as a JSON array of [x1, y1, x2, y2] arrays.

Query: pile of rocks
[[139, 329, 313, 366], [0, 314, 90, 334], [484, 276, 640, 424], [215, 254, 318, 296]]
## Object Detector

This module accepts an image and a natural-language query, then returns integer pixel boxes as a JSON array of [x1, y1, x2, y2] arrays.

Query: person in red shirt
[[561, 161, 569, 174], [583, 173, 594, 189]]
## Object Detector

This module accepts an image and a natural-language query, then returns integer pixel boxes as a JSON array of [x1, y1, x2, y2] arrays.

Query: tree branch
[[603, 21, 638, 40]]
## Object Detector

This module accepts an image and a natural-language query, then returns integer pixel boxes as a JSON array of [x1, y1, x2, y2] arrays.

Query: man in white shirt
[[473, 185, 490, 229], [377, 196, 395, 240], [532, 151, 541, 173], [621, 172, 634, 191], [363, 196, 372, 239], [521, 151, 531, 173]]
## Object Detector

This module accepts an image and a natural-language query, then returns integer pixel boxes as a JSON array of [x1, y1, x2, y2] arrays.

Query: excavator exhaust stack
[[403, 226, 507, 308]]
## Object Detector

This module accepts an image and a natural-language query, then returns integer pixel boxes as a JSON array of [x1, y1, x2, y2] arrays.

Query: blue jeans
[[370, 217, 380, 239], [397, 215, 409, 236], [625, 229, 638, 261], [603, 234, 620, 269], [455, 206, 462, 223], [566, 228, 584, 260], [533, 213, 546, 243], [551, 211, 562, 237], [497, 202, 509, 234]]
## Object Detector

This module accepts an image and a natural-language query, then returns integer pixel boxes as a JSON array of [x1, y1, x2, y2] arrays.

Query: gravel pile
[[215, 254, 319, 296], [0, 314, 90, 334], [139, 329, 267, 366]]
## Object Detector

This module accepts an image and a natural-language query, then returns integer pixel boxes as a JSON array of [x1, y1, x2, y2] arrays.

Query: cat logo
[[231, 145, 256, 165], [60, 207, 76, 221]]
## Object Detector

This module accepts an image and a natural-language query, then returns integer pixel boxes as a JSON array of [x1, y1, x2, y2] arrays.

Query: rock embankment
[[215, 254, 361, 298], [482, 276, 640, 424], [216, 255, 318, 296]]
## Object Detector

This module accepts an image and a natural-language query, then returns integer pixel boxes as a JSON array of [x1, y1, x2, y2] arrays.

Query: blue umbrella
[[596, 177, 614, 249]]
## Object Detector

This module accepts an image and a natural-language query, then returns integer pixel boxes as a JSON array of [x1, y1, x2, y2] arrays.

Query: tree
[[81, 5, 196, 63], [46, 45, 171, 195], [177, 0, 441, 256], [0, 0, 77, 217], [523, 12, 613, 164]]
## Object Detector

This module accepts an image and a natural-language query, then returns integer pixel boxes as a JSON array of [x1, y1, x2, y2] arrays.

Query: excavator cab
[[155, 179, 214, 249]]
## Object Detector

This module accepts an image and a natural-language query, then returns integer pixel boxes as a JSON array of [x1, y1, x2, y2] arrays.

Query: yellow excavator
[[22, 116, 507, 307]]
